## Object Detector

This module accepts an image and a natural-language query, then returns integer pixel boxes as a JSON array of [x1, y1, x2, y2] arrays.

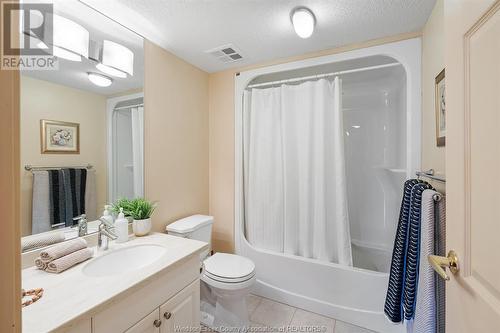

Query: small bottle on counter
[[101, 204, 114, 225], [115, 207, 129, 243]]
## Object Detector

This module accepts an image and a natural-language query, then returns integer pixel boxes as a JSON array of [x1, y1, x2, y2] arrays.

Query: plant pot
[[132, 218, 151, 237]]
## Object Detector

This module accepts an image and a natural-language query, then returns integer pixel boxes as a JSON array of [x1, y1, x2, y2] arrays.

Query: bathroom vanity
[[22, 233, 208, 333]]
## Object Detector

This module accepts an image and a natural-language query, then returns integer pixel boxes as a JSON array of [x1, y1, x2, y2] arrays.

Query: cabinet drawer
[[93, 255, 199, 333]]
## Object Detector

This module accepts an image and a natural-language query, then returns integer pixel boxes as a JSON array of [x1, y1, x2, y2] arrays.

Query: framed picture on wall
[[435, 68, 446, 146], [40, 119, 80, 154]]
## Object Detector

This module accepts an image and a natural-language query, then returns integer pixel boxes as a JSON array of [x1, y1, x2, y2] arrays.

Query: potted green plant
[[111, 198, 134, 223], [112, 198, 156, 236]]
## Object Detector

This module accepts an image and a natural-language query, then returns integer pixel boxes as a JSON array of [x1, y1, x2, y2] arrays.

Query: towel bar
[[416, 169, 446, 183], [25, 164, 93, 171]]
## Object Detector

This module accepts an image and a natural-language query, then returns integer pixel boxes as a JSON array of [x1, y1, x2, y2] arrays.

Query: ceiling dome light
[[96, 63, 127, 78], [291, 7, 315, 39], [101, 40, 134, 76], [88, 72, 113, 87], [50, 14, 89, 61]]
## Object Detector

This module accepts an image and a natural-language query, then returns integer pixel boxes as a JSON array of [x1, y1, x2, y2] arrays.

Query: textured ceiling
[[80, 0, 436, 73]]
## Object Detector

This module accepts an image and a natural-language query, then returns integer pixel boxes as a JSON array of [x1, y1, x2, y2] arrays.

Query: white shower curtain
[[131, 106, 144, 198], [244, 77, 352, 266]]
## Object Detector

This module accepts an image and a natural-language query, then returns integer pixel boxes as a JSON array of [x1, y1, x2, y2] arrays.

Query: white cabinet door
[[159, 280, 200, 333], [125, 308, 161, 333]]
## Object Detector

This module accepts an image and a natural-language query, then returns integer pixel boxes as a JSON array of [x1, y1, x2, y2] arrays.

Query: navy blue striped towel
[[384, 179, 433, 323]]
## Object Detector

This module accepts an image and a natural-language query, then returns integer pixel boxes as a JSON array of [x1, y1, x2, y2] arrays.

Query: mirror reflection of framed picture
[[435, 68, 446, 146], [40, 119, 80, 154]]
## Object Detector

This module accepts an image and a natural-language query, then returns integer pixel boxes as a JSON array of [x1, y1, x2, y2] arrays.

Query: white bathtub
[[239, 239, 401, 333], [234, 38, 421, 333]]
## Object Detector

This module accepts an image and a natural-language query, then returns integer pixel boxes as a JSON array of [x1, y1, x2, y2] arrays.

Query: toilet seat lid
[[203, 253, 255, 280]]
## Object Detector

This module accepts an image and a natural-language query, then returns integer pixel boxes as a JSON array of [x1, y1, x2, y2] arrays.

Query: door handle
[[428, 250, 459, 281]]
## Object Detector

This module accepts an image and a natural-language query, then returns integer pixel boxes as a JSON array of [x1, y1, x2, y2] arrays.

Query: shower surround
[[234, 38, 421, 333]]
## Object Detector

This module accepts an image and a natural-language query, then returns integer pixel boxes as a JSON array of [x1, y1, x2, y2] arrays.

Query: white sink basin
[[83, 244, 167, 277]]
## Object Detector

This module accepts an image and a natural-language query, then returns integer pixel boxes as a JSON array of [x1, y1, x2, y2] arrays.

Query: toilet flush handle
[[164, 312, 172, 320]]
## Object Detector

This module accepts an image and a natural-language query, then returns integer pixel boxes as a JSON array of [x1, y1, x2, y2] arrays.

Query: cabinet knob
[[164, 312, 172, 320], [153, 319, 162, 328]]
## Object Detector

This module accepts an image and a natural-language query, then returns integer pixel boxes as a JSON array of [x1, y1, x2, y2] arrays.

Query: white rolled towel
[[22, 232, 65, 252], [40, 238, 88, 263], [46, 248, 94, 274], [34, 257, 48, 270]]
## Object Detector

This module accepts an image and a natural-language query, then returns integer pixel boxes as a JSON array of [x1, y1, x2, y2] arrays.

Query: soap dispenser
[[101, 204, 114, 226], [115, 207, 129, 243]]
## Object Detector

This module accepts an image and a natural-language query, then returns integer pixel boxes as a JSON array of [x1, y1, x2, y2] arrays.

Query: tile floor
[[246, 294, 377, 333]]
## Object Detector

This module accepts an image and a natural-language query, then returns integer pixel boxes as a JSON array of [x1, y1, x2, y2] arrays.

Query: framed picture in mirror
[[40, 119, 80, 154], [435, 68, 445, 147]]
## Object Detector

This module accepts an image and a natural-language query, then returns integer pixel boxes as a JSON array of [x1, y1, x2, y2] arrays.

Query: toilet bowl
[[166, 215, 256, 329]]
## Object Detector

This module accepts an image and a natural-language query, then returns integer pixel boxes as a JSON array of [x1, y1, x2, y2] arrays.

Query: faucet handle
[[98, 217, 114, 229], [73, 214, 87, 222], [99, 223, 118, 240]]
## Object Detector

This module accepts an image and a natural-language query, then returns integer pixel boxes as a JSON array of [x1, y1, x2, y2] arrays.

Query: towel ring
[[22, 288, 44, 307]]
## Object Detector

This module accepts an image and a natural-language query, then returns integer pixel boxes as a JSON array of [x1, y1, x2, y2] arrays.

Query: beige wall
[[20, 76, 107, 236], [208, 32, 421, 253], [422, 0, 445, 192], [144, 40, 209, 233]]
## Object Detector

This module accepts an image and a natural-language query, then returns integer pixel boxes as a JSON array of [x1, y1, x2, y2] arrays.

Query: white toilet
[[166, 215, 256, 329]]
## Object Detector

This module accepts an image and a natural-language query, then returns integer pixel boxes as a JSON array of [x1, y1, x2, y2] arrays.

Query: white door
[[160, 280, 200, 333], [125, 309, 160, 333], [444, 0, 500, 331]]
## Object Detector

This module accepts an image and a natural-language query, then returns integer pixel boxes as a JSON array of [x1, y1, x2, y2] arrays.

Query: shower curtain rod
[[114, 103, 144, 111], [247, 62, 402, 89]]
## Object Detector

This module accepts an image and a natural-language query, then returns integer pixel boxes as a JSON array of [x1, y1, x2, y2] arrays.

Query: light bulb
[[291, 8, 315, 39], [88, 72, 113, 87]]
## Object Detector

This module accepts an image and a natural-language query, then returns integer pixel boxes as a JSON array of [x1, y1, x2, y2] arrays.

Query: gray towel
[[40, 237, 88, 263], [31, 171, 51, 234], [85, 169, 97, 220], [68, 168, 87, 224], [61, 169, 73, 227], [48, 170, 65, 228], [409, 190, 438, 333], [46, 248, 93, 273]]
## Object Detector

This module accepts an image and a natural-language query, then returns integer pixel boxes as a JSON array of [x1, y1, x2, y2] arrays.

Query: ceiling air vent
[[205, 44, 243, 63]]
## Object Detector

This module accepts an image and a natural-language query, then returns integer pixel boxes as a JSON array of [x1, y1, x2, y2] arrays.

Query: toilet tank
[[166, 215, 214, 245]]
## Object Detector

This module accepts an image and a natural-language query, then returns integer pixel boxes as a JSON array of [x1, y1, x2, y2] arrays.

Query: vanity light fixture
[[96, 63, 127, 78], [51, 14, 89, 62], [101, 40, 134, 76], [88, 72, 113, 87], [291, 7, 316, 39]]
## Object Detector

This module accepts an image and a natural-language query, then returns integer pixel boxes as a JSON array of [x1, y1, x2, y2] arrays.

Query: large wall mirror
[[20, 0, 144, 252]]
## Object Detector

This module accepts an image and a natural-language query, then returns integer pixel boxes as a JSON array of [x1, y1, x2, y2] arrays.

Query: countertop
[[22, 233, 208, 333]]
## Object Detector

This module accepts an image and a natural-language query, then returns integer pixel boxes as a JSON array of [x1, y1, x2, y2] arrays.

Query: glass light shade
[[88, 72, 113, 87], [52, 14, 89, 61], [292, 8, 315, 39], [96, 63, 127, 78], [53, 45, 81, 61], [102, 40, 134, 76]]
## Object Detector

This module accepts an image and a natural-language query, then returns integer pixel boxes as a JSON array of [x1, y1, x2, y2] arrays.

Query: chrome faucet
[[73, 214, 88, 237], [97, 218, 117, 251]]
